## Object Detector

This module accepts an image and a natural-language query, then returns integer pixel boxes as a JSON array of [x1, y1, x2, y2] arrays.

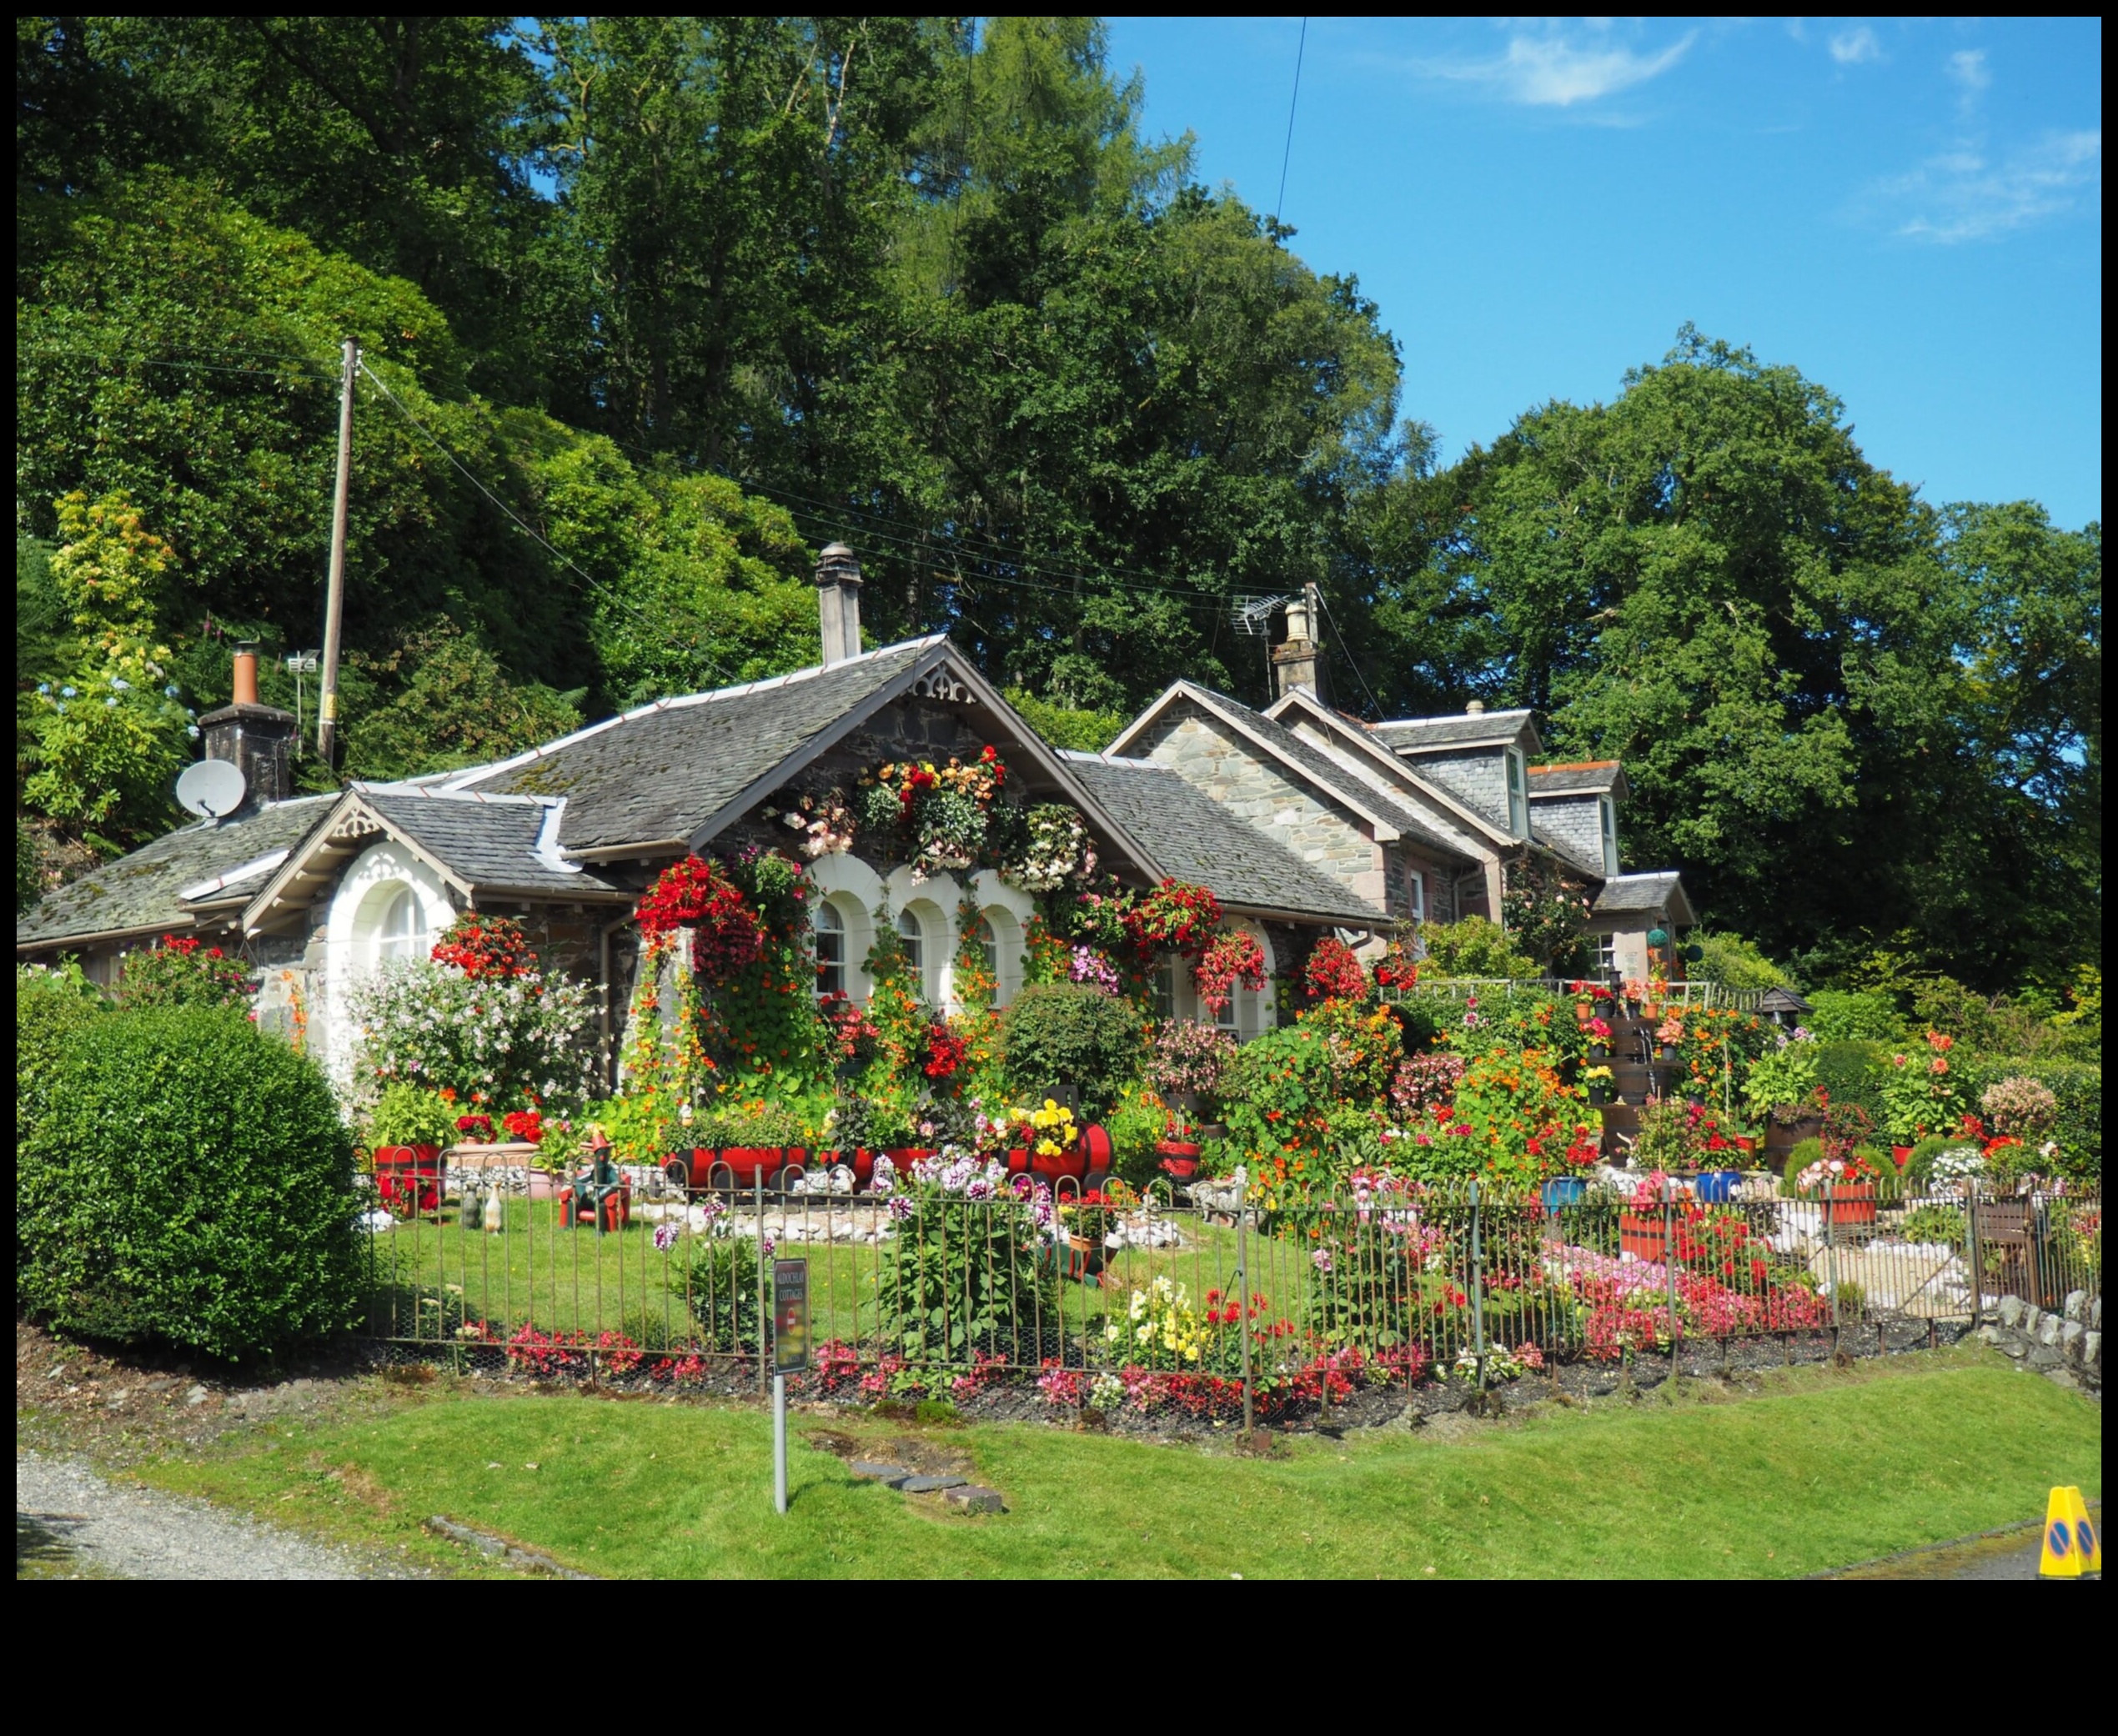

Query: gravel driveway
[[18, 1451, 392, 1580]]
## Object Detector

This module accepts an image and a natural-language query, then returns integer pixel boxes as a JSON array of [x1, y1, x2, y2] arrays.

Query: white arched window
[[814, 901, 847, 998], [977, 904, 1025, 1007], [896, 908, 925, 976], [972, 915, 998, 981], [375, 886, 427, 964]]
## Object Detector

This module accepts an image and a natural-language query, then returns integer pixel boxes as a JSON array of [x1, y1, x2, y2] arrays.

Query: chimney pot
[[1465, 699, 1486, 715], [233, 645, 260, 707]]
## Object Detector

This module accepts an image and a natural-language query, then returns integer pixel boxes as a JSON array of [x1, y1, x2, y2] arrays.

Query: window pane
[[896, 910, 923, 972], [815, 901, 845, 996]]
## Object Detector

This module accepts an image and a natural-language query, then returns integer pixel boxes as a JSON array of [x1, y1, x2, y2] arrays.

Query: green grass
[[139, 1349, 2099, 1578]]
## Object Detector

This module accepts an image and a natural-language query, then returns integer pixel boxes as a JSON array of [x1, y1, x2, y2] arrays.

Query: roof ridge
[[356, 781, 550, 806], [1530, 759, 1619, 774]]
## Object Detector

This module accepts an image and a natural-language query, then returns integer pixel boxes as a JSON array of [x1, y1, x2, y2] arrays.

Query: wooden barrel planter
[[1764, 1115, 1824, 1159], [1619, 1211, 1669, 1262]]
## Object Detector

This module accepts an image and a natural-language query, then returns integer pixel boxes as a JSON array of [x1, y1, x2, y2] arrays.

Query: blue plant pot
[[1693, 1170, 1743, 1204], [1541, 1177, 1588, 1213]]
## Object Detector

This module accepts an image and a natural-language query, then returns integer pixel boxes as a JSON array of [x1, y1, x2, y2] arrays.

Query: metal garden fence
[[359, 1161, 2100, 1428]]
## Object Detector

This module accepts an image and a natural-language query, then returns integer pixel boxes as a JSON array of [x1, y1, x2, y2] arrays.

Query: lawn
[[140, 1349, 2099, 1578]]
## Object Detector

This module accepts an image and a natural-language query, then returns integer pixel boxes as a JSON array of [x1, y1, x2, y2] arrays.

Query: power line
[[1274, 18, 1308, 223], [1316, 587, 1385, 721], [354, 358, 733, 684]]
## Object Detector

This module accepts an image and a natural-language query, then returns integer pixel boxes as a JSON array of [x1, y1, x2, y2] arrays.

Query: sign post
[[771, 1258, 810, 1515]]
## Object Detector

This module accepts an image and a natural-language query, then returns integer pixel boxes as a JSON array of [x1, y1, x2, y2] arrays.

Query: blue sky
[[1106, 17, 2103, 529]]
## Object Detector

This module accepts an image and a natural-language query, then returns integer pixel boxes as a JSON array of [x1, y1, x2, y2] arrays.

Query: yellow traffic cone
[[2062, 1488, 2100, 1575], [2040, 1488, 2085, 1578]]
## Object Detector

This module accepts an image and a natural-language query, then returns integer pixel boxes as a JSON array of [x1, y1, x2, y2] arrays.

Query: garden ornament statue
[[569, 1126, 625, 1236]]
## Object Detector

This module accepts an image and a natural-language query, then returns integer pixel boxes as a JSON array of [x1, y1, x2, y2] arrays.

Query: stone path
[[18, 1450, 390, 1580]]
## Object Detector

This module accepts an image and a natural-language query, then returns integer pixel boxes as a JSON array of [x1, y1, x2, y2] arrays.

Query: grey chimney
[[1271, 583, 1327, 700], [197, 645, 298, 805], [816, 543, 864, 665]]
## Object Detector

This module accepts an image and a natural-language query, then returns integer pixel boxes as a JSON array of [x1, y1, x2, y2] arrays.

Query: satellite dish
[[177, 758, 248, 822]]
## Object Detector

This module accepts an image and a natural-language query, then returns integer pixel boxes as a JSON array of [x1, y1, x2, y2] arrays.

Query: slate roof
[[1533, 825, 1609, 881], [457, 637, 941, 852], [1592, 871, 1692, 922], [1371, 709, 1536, 751], [17, 796, 335, 949], [1175, 686, 1472, 860], [353, 788, 626, 897], [1528, 760, 1625, 796], [1062, 754, 1385, 926]]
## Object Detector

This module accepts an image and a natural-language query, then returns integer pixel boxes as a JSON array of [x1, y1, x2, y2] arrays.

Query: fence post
[[1235, 1168, 1254, 1435], [1964, 1177, 1982, 1332], [1824, 1178, 1840, 1352], [1665, 1177, 1680, 1372], [1470, 1180, 1487, 1392], [755, 1170, 768, 1398]]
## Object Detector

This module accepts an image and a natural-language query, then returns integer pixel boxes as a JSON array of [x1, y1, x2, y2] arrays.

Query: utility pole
[[318, 336, 359, 766]]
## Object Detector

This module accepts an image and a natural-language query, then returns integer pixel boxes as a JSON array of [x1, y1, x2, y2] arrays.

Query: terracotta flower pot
[[1819, 1184, 1878, 1227], [1891, 1145, 1913, 1167], [1732, 1136, 1757, 1156]]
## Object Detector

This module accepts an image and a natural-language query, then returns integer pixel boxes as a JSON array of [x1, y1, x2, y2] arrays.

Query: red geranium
[[1122, 879, 1223, 961], [635, 855, 765, 979], [502, 1108, 544, 1144], [432, 913, 537, 980], [1194, 929, 1267, 1016], [1303, 936, 1367, 1003], [921, 1022, 968, 1080]]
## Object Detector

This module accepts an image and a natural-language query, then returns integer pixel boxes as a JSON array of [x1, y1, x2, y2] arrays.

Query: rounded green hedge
[[17, 965, 109, 1144], [18, 1004, 363, 1359], [1001, 983, 1144, 1118]]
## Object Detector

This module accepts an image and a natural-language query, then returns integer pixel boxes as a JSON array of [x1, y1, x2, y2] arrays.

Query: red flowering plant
[[820, 992, 881, 1067], [454, 1112, 495, 1143], [1194, 929, 1267, 1016], [430, 914, 536, 981], [1122, 879, 1223, 964], [1373, 935, 1418, 994], [501, 1108, 544, 1144], [921, 1021, 968, 1081], [118, 933, 253, 1011], [635, 855, 765, 980], [1303, 936, 1368, 1005]]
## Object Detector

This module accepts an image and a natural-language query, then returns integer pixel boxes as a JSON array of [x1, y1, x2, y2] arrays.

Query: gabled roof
[[454, 637, 947, 855], [1370, 708, 1542, 755], [1592, 871, 1694, 926], [242, 786, 633, 935], [1108, 680, 1474, 861], [1061, 754, 1384, 927], [17, 795, 337, 951], [1262, 686, 1517, 855], [1528, 760, 1629, 800]]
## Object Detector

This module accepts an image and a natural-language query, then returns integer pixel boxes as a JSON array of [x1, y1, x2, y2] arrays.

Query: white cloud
[[1875, 129, 2102, 243], [1829, 27, 1883, 66], [1948, 49, 1991, 95], [1417, 25, 1697, 108]]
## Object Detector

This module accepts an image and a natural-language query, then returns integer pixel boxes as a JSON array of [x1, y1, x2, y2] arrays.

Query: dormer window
[[1505, 749, 1528, 838], [1600, 795, 1620, 877]]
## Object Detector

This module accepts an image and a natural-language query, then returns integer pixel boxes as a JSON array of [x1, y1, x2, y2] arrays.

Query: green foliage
[[1741, 1038, 1820, 1119], [677, 1236, 764, 1355], [1804, 990, 1905, 1043], [116, 936, 253, 1011], [1897, 1204, 1967, 1248], [1416, 916, 1542, 981], [1001, 983, 1144, 1118], [875, 1189, 1056, 1358], [1001, 689, 1126, 754], [344, 625, 584, 781], [366, 1083, 459, 1150], [1957, 1056, 2101, 1177], [1900, 1136, 1956, 1187], [1811, 1041, 1891, 1122], [1500, 857, 1592, 971], [1689, 931, 1792, 993], [17, 818, 43, 912], [17, 963, 110, 1143], [18, 1005, 361, 1357], [1428, 987, 1584, 1064]]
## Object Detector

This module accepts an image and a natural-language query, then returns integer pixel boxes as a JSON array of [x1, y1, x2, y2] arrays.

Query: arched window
[[896, 909, 925, 976], [376, 886, 427, 963], [815, 901, 847, 998], [972, 914, 998, 982]]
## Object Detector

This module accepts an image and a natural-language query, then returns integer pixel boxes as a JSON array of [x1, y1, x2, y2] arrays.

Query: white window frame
[[813, 899, 848, 999], [1599, 795, 1620, 878], [1506, 748, 1528, 838], [1406, 863, 1426, 925], [374, 885, 428, 965]]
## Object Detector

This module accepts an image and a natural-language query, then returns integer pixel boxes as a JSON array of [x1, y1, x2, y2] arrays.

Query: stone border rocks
[[1976, 1291, 2101, 1392]]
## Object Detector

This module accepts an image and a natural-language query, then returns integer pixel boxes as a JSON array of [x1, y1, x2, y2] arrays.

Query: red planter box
[[1820, 1184, 1878, 1227], [1157, 1138, 1202, 1182], [374, 1144, 444, 1215], [1619, 1210, 1669, 1262]]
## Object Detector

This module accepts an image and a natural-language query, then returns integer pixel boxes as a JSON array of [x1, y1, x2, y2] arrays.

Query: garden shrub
[[677, 1235, 764, 1353], [1000, 982, 1143, 1116], [875, 1168, 1055, 1358], [17, 963, 108, 1144], [1960, 1056, 2100, 1177], [1804, 989, 1905, 1043], [18, 1005, 362, 1358], [1688, 931, 1791, 992], [1780, 1136, 1824, 1187], [117, 934, 253, 1010], [1810, 1040, 1890, 1120], [1901, 1135, 1955, 1187], [1416, 916, 1542, 981]]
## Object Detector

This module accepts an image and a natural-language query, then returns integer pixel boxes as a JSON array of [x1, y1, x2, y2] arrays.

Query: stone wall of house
[[1282, 717, 1497, 866], [1387, 845, 1458, 927], [1977, 1291, 2102, 1392], [1135, 703, 1387, 907], [1533, 794, 1607, 875], [1410, 749, 1509, 830]]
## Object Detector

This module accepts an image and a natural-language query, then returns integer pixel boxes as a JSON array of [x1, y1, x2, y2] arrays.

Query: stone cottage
[[17, 547, 1694, 1082]]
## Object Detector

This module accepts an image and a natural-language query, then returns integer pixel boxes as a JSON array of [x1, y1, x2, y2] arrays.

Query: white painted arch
[[324, 840, 457, 1086]]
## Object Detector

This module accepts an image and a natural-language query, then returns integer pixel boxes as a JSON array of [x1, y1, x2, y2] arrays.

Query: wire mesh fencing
[[359, 1157, 2101, 1428]]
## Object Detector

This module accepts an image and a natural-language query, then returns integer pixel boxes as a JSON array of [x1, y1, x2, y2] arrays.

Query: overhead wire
[[1273, 18, 1308, 224], [1315, 588, 1386, 721]]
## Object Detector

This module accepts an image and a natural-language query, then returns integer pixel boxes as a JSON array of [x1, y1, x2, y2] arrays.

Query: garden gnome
[[573, 1125, 624, 1235]]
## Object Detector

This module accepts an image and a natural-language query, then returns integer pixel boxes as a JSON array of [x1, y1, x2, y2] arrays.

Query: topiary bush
[[1960, 1056, 2100, 1177], [18, 1004, 363, 1359], [1810, 1040, 1890, 1121], [1000, 982, 1144, 1116]]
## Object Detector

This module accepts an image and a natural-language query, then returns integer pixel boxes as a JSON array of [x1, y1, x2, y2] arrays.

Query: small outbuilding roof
[[1370, 708, 1541, 754], [1591, 871, 1694, 926], [1528, 760, 1629, 799], [1758, 986, 1813, 1016]]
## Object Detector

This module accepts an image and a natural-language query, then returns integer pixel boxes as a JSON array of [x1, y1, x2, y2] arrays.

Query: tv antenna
[[1233, 594, 1292, 694], [285, 650, 319, 756]]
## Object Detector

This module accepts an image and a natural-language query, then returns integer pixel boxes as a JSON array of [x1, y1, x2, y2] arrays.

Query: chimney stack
[[816, 543, 864, 666], [1271, 583, 1327, 700], [198, 645, 298, 805]]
